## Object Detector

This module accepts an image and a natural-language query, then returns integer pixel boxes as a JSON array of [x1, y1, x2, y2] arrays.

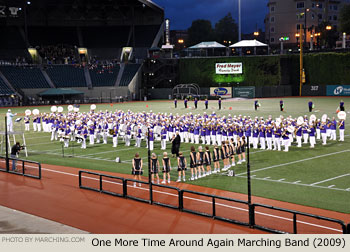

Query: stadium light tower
[[238, 0, 241, 41]]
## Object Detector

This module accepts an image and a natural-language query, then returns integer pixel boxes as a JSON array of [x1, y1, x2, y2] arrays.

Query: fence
[[78, 170, 349, 234], [0, 155, 41, 179]]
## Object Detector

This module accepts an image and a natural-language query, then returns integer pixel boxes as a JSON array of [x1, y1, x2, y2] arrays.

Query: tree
[[318, 21, 338, 48], [187, 19, 214, 46], [214, 13, 238, 46], [339, 4, 350, 34]]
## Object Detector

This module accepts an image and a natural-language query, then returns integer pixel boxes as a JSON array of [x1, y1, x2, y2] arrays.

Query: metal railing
[[0, 155, 41, 179], [252, 203, 347, 234], [78, 170, 348, 234]]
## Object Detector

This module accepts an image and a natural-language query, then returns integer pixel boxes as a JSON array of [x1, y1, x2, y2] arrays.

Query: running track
[[0, 164, 349, 234]]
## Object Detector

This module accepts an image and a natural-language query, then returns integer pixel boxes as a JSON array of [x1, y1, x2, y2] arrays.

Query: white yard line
[[310, 174, 350, 186], [237, 149, 350, 176], [235, 175, 350, 192]]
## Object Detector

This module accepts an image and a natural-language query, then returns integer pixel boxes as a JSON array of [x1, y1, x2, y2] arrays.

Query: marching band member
[[89, 123, 95, 145], [259, 124, 266, 150], [339, 119, 345, 141], [204, 146, 212, 175], [200, 126, 206, 145], [204, 98, 208, 109], [149, 129, 154, 151], [316, 119, 321, 140], [295, 124, 303, 147], [302, 123, 309, 144], [308, 100, 313, 112], [320, 122, 327, 145], [96, 122, 102, 144], [330, 117, 337, 141], [36, 115, 42, 132], [125, 124, 131, 146], [184, 98, 188, 109], [51, 120, 59, 141], [194, 97, 198, 109], [282, 128, 290, 152], [81, 125, 88, 149], [194, 124, 200, 144], [64, 127, 71, 148], [218, 97, 222, 110], [174, 98, 177, 109], [24, 115, 30, 131], [205, 125, 211, 145], [189, 146, 198, 180], [216, 125, 222, 146], [103, 121, 108, 144], [273, 125, 281, 151], [33, 115, 37, 131], [210, 125, 217, 146], [112, 124, 119, 148], [266, 126, 273, 150], [252, 124, 259, 149], [280, 99, 284, 112], [160, 127, 167, 150], [176, 152, 186, 182], [309, 124, 316, 148]]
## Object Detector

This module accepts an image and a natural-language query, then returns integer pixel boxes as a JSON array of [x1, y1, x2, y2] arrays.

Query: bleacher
[[119, 64, 141, 86], [89, 65, 120, 87], [45, 65, 86, 88], [0, 77, 14, 95], [0, 66, 50, 89]]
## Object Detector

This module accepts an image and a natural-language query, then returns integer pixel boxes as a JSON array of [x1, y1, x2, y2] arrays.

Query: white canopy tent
[[229, 40, 268, 55], [189, 41, 226, 49], [187, 41, 227, 57]]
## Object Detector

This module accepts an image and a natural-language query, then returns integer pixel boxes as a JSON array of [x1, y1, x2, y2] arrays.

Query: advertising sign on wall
[[326, 85, 350, 96], [215, 63, 243, 74], [233, 87, 255, 98], [210, 87, 232, 98]]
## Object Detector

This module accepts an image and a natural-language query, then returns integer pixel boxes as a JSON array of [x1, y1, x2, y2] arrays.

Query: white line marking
[[263, 177, 270, 180], [346, 188, 350, 191], [236, 175, 349, 192], [310, 174, 350, 186], [27, 166, 343, 233], [328, 185, 335, 188], [293, 181, 301, 184], [237, 149, 350, 176], [278, 178, 285, 181]]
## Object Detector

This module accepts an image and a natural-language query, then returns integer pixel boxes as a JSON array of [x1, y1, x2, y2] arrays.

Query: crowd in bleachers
[[37, 44, 78, 64], [0, 96, 19, 107]]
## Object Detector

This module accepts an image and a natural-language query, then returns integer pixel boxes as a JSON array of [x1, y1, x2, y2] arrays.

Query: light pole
[[238, 0, 241, 41]]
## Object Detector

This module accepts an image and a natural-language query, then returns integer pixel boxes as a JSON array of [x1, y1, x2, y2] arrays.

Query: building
[[265, 0, 350, 48]]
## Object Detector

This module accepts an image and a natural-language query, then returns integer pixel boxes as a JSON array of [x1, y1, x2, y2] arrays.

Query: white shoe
[[195, 176, 198, 180], [183, 178, 186, 182], [190, 177, 194, 181], [237, 161, 241, 165], [176, 179, 181, 182], [133, 182, 136, 187], [138, 183, 141, 187], [167, 180, 170, 183], [161, 180, 166, 184], [232, 163, 236, 166]]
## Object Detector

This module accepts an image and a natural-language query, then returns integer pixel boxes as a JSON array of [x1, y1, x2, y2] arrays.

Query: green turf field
[[1, 97, 350, 213]]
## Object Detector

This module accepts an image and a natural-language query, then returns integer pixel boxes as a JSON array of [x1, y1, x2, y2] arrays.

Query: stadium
[[0, 0, 350, 235]]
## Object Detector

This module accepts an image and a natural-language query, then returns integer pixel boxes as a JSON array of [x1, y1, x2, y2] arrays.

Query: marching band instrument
[[337, 111, 346, 120], [119, 124, 127, 132], [33, 109, 40, 115], [310, 114, 317, 123], [287, 125, 295, 133], [73, 107, 79, 113], [141, 125, 148, 134], [90, 104, 97, 110], [51, 106, 57, 113], [25, 109, 31, 116], [321, 114, 327, 123], [68, 105, 74, 112], [109, 129, 115, 135], [57, 106, 64, 113], [297, 116, 304, 126]]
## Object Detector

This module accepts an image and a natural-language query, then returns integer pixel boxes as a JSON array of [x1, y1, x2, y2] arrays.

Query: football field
[[1, 97, 349, 213]]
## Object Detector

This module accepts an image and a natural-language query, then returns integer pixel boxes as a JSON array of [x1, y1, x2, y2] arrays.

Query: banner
[[233, 86, 255, 98], [302, 85, 326, 96], [326, 85, 350, 96], [215, 63, 242, 74], [210, 87, 232, 98]]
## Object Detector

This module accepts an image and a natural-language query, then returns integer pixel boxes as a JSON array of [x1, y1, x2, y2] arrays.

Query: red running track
[[0, 164, 349, 234]]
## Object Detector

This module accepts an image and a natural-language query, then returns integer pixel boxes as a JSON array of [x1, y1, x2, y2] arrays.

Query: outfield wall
[[177, 52, 350, 97]]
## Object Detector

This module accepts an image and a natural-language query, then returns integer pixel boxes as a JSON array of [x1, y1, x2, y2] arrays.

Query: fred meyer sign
[[210, 87, 232, 98], [327, 85, 350, 96], [216, 63, 242, 74]]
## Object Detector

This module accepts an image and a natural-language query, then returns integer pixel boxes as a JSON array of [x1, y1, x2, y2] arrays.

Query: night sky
[[152, 0, 269, 33]]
